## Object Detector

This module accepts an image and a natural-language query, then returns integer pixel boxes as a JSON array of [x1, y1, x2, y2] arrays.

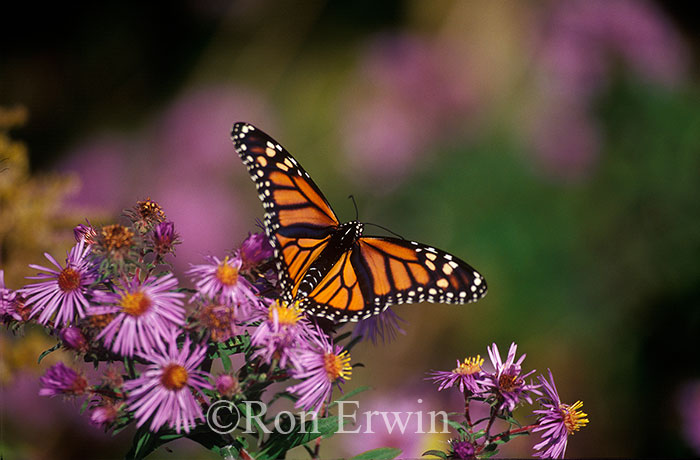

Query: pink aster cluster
[[8, 201, 281, 439], [6, 198, 587, 458], [427, 343, 589, 459]]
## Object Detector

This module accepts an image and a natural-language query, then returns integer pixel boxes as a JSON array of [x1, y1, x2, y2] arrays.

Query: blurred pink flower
[[342, 34, 480, 187], [530, 104, 601, 181], [530, 0, 688, 181], [341, 391, 447, 459], [60, 135, 133, 211], [59, 84, 274, 271], [679, 381, 700, 455], [150, 85, 272, 178]]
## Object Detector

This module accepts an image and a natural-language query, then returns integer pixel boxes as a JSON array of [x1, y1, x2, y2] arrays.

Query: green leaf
[[125, 426, 184, 460], [446, 419, 468, 436], [350, 447, 402, 460], [422, 449, 448, 459], [329, 385, 371, 407], [256, 415, 342, 459], [37, 343, 60, 364]]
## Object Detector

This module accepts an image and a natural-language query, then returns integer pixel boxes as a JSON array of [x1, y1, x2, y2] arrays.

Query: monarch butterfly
[[231, 122, 487, 322]]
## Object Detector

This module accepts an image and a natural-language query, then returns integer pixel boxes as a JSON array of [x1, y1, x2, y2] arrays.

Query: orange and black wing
[[299, 237, 487, 322], [355, 237, 487, 312], [231, 122, 340, 298]]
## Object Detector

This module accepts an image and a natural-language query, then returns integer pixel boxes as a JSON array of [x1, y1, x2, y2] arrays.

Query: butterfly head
[[338, 221, 363, 245]]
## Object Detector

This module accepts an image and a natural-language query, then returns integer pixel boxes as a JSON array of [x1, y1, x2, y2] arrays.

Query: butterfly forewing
[[356, 237, 487, 309], [231, 122, 340, 296], [231, 122, 487, 322]]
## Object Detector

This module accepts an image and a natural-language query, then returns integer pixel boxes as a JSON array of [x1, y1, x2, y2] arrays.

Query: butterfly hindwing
[[231, 122, 487, 322], [298, 237, 487, 323], [231, 122, 340, 296], [354, 237, 487, 311]]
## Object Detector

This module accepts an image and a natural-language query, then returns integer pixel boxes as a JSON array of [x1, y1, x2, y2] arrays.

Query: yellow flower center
[[161, 364, 189, 391], [454, 355, 484, 376], [57, 267, 81, 292], [560, 400, 589, 435], [137, 198, 165, 222], [89, 313, 115, 329], [199, 304, 235, 342], [102, 224, 134, 251], [269, 301, 303, 326], [215, 258, 239, 286], [498, 371, 522, 392], [120, 291, 152, 317], [324, 350, 352, 382]]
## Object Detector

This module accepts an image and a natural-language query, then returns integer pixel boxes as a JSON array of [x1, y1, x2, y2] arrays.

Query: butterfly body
[[295, 221, 363, 298], [231, 122, 487, 322]]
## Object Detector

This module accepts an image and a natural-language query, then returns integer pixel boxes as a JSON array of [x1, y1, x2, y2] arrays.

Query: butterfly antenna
[[348, 195, 359, 221], [364, 222, 406, 240]]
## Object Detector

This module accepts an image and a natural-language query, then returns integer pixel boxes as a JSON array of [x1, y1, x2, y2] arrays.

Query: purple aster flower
[[239, 232, 273, 271], [352, 308, 406, 344], [194, 302, 245, 342], [287, 325, 352, 414], [0, 270, 22, 322], [215, 374, 241, 398], [124, 334, 212, 434], [59, 326, 89, 352], [73, 220, 97, 245], [428, 355, 486, 394], [251, 300, 314, 369], [187, 254, 261, 313], [39, 362, 89, 397], [450, 439, 476, 459], [89, 402, 121, 428], [23, 239, 97, 326], [482, 342, 540, 412], [152, 221, 180, 255], [91, 274, 185, 357], [533, 369, 589, 459]]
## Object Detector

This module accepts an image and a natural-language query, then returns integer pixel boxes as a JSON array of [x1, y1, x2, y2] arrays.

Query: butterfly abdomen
[[296, 221, 363, 297]]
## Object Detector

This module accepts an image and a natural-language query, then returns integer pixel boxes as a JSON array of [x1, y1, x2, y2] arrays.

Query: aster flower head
[[187, 254, 261, 313], [92, 274, 186, 357], [127, 197, 166, 233], [124, 334, 212, 434], [73, 220, 97, 245], [60, 326, 89, 352], [0, 270, 22, 322], [195, 302, 243, 342], [352, 308, 406, 344], [239, 232, 273, 271], [251, 299, 314, 368], [215, 374, 241, 398], [482, 342, 541, 412], [39, 362, 89, 397], [533, 369, 589, 459], [152, 221, 180, 256], [94, 223, 135, 263], [23, 239, 98, 326], [90, 400, 121, 428], [287, 325, 352, 414], [449, 438, 476, 459], [429, 355, 486, 394]]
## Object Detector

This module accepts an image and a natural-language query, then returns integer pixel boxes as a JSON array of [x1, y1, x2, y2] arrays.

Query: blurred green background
[[2, 0, 700, 458]]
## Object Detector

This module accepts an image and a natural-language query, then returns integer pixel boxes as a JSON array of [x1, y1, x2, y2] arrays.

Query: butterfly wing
[[299, 236, 487, 322], [231, 122, 340, 297]]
